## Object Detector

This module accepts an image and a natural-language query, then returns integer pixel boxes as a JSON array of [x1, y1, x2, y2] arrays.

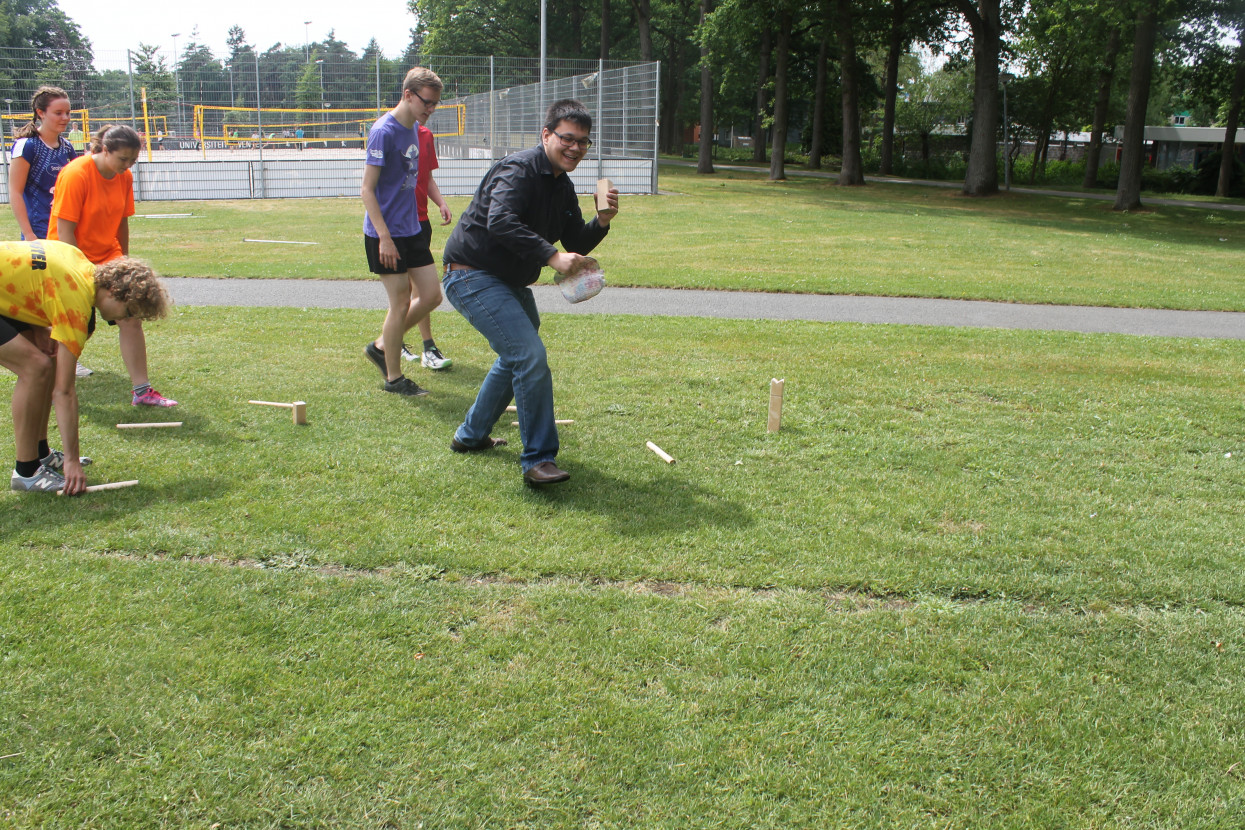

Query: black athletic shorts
[[364, 227, 434, 275], [0, 313, 34, 348]]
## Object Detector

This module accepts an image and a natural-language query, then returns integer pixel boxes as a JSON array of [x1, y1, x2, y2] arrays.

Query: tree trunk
[[660, 44, 688, 154], [1114, 0, 1159, 212], [1217, 38, 1245, 198], [697, 0, 715, 174], [769, 7, 792, 180], [601, 0, 611, 60], [753, 25, 772, 163], [631, 0, 653, 62], [807, 25, 829, 169], [879, 0, 906, 176], [837, 0, 864, 185], [1083, 26, 1122, 188], [956, 0, 1002, 196]]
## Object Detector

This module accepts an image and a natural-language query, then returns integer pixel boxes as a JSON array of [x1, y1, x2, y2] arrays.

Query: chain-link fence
[[1, 47, 658, 201]]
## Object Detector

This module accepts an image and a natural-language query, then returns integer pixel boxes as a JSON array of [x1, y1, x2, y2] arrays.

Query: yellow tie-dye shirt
[[0, 240, 96, 357]]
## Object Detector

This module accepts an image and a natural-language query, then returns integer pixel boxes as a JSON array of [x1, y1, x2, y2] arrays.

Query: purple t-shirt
[[362, 112, 422, 239], [13, 135, 79, 238]]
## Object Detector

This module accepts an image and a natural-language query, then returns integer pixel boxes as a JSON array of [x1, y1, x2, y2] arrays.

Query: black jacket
[[441, 145, 608, 288]]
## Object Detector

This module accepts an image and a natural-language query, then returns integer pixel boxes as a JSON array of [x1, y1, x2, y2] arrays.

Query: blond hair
[[403, 67, 443, 97], [93, 257, 170, 320]]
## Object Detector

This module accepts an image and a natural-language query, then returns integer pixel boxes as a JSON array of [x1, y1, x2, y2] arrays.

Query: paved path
[[165, 278, 1245, 340]]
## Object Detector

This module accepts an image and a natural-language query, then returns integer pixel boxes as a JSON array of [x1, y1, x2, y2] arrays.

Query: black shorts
[[364, 227, 434, 274], [0, 313, 34, 348]]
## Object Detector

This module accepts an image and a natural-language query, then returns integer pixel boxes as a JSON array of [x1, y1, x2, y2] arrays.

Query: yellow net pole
[[140, 88, 152, 163]]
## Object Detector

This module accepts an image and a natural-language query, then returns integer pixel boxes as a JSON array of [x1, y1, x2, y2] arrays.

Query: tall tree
[[753, 23, 772, 162], [1083, 23, 1124, 188], [1114, 0, 1162, 211], [768, 3, 794, 180], [807, 20, 830, 169], [953, 0, 1006, 196], [878, 0, 952, 175], [1217, 37, 1245, 197], [697, 0, 715, 173], [837, 0, 865, 184]]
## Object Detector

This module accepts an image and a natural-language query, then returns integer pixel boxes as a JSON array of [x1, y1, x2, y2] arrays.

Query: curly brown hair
[[92, 257, 170, 320]]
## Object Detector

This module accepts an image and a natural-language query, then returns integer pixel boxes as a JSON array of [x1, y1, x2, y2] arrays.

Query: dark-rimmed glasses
[[552, 131, 593, 150]]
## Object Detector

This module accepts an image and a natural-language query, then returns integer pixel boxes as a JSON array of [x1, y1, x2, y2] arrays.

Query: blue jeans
[[443, 268, 558, 472]]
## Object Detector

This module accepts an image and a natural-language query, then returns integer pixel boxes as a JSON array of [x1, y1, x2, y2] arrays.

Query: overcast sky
[[57, 0, 419, 64]]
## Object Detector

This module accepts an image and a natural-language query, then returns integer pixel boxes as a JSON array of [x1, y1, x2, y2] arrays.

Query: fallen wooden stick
[[512, 419, 573, 426], [646, 441, 676, 464], [505, 405, 518, 412], [117, 422, 182, 429], [58, 479, 139, 495], [248, 399, 308, 425]]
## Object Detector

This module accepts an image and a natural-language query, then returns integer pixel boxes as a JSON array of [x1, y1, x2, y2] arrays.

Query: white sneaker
[[11, 464, 66, 492], [75, 362, 93, 377], [401, 343, 419, 362], [421, 346, 453, 371]]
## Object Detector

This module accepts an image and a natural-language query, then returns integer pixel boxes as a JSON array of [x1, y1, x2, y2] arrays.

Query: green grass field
[[2, 168, 1243, 826], [5, 164, 1240, 310]]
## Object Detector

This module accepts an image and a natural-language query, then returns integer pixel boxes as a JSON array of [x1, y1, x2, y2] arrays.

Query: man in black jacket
[[441, 99, 619, 486]]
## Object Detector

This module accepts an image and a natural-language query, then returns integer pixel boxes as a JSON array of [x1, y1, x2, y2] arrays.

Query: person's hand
[[597, 188, 619, 225], [439, 203, 453, 225], [378, 235, 400, 270], [61, 458, 86, 496], [547, 251, 587, 275]]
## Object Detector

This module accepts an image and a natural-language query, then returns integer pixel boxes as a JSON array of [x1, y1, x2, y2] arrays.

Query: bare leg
[[376, 273, 413, 381], [0, 336, 55, 463], [117, 317, 149, 387], [401, 264, 443, 337]]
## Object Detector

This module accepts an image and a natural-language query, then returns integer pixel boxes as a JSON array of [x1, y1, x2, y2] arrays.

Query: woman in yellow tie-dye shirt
[[0, 239, 168, 494]]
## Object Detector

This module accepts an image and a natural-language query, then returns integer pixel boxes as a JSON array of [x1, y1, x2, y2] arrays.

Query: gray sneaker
[[383, 376, 429, 397], [40, 449, 93, 471], [365, 341, 388, 378], [11, 464, 66, 493]]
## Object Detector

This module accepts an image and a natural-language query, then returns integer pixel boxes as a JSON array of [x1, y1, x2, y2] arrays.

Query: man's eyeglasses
[[552, 131, 593, 150], [413, 90, 440, 109]]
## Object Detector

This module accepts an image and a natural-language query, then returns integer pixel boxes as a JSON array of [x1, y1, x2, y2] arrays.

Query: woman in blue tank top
[[8, 86, 79, 240]]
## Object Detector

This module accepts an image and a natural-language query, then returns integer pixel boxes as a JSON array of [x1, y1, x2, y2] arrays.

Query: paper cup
[[554, 256, 605, 303]]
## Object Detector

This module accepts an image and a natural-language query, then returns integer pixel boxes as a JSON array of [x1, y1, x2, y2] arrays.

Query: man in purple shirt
[[361, 67, 444, 397]]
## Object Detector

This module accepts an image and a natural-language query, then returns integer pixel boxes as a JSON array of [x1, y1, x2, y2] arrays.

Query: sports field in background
[[1, 167, 1242, 826]]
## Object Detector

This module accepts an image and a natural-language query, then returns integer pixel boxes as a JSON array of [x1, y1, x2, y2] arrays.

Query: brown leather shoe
[[450, 436, 508, 453], [523, 461, 570, 485]]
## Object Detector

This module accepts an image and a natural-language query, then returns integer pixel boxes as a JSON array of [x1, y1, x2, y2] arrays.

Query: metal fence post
[[652, 61, 660, 195], [489, 56, 495, 160], [254, 51, 265, 198], [127, 49, 137, 128]]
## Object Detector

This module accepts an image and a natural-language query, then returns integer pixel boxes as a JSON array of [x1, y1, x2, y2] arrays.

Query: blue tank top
[[13, 134, 79, 238]]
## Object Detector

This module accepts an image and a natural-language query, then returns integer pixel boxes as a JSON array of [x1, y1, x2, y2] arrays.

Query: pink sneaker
[[132, 388, 178, 407]]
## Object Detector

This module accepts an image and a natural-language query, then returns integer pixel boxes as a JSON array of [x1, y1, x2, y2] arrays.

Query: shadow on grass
[[0, 476, 228, 539], [521, 460, 754, 538]]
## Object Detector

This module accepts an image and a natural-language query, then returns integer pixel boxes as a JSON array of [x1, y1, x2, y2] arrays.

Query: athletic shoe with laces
[[75, 362, 94, 377], [132, 388, 178, 407], [40, 449, 93, 471], [365, 341, 388, 377], [383, 376, 429, 397], [401, 343, 418, 362], [421, 346, 453, 371], [11, 464, 66, 493]]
